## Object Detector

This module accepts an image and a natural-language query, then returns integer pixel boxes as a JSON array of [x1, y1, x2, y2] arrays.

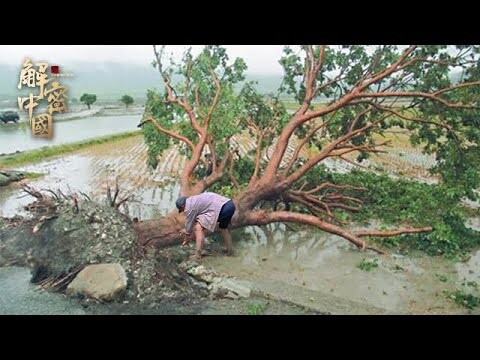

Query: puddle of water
[[203, 225, 473, 314]]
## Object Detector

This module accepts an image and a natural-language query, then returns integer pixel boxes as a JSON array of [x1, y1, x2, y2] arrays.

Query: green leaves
[[303, 167, 480, 257], [142, 89, 176, 168], [80, 93, 97, 107], [120, 95, 134, 108]]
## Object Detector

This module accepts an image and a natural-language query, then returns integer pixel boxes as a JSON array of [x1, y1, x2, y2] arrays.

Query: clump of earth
[[0, 191, 209, 307]]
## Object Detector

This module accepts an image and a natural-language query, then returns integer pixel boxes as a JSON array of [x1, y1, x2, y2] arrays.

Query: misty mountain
[[0, 62, 284, 105]]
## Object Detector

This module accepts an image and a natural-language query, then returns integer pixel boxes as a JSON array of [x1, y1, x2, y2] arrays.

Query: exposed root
[[105, 177, 133, 211], [35, 266, 84, 291], [21, 185, 44, 200]]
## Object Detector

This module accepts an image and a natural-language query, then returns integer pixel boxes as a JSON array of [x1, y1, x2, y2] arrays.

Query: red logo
[[51, 66, 59, 74]]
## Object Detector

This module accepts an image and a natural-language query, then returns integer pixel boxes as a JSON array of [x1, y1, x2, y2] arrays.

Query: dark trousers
[[218, 200, 236, 229]]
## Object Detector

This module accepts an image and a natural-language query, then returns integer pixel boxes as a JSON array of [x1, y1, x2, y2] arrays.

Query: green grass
[[357, 258, 379, 271], [247, 303, 267, 315], [23, 171, 46, 180], [444, 290, 480, 309], [0, 131, 141, 168], [435, 274, 448, 283]]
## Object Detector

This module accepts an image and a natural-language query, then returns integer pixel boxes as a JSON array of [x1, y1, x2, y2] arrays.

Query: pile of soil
[[0, 194, 207, 306]]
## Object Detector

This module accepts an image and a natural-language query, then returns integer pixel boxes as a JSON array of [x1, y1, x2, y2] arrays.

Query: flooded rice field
[[0, 135, 180, 219]]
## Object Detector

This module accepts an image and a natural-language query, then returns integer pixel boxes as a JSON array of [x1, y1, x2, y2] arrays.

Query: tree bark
[[133, 184, 432, 250], [134, 210, 186, 247]]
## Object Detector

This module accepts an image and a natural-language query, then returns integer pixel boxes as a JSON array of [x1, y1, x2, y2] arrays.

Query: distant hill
[[0, 62, 285, 106]]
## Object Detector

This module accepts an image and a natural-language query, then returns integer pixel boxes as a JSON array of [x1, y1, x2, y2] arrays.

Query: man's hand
[[180, 229, 190, 247]]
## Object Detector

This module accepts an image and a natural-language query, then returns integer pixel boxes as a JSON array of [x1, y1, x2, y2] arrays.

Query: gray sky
[[0, 45, 287, 74]]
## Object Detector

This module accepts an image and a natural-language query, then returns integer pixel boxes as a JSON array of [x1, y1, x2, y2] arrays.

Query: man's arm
[[184, 209, 197, 236]]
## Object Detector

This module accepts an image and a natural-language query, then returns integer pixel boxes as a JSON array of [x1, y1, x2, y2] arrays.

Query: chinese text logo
[[17, 58, 69, 138]]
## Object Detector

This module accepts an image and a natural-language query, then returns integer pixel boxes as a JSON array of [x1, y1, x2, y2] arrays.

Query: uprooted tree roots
[[0, 185, 207, 304]]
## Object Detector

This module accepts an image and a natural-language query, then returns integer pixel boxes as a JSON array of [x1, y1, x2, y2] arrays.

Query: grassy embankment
[[0, 131, 141, 172]]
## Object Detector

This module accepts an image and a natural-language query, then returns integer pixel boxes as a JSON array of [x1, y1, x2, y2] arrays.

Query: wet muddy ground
[[201, 225, 480, 314]]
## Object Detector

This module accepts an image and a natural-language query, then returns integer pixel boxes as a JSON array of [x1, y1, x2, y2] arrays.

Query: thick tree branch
[[354, 90, 480, 109], [153, 45, 204, 136], [204, 68, 221, 129], [265, 92, 361, 178], [251, 131, 264, 183], [262, 45, 479, 179], [241, 210, 367, 249], [283, 113, 335, 176], [285, 117, 386, 186]]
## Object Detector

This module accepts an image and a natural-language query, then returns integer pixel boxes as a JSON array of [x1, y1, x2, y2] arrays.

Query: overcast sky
[[0, 45, 288, 74]]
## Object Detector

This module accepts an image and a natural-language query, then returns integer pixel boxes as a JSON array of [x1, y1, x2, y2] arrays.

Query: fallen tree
[[135, 45, 480, 250]]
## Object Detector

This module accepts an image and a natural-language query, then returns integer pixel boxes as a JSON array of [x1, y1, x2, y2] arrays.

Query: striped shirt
[[184, 192, 230, 235]]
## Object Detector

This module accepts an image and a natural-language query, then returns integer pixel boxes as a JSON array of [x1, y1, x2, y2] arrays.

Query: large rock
[[66, 263, 127, 301]]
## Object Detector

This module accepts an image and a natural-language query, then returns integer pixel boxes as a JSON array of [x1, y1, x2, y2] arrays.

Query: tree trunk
[[134, 210, 185, 247], [87, 104, 91, 110], [134, 184, 259, 247], [134, 208, 246, 247], [133, 183, 432, 252]]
